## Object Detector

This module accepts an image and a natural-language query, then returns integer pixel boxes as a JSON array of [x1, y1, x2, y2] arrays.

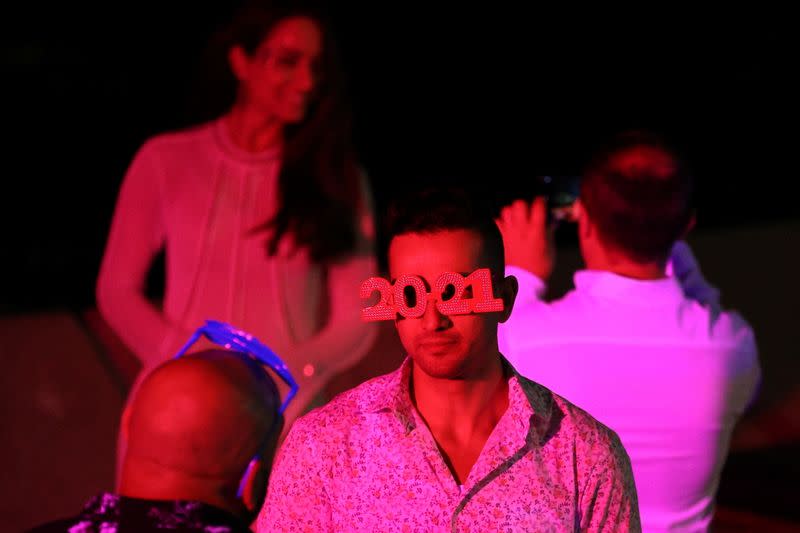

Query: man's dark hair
[[384, 187, 505, 273], [581, 130, 694, 262]]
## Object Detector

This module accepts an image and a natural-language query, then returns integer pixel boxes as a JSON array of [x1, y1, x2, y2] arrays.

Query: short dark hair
[[581, 130, 694, 262], [384, 187, 505, 273]]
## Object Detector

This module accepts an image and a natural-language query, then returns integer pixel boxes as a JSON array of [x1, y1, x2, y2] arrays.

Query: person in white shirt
[[496, 130, 760, 532]]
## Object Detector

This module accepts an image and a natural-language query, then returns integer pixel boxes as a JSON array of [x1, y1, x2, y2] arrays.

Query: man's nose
[[421, 296, 450, 331]]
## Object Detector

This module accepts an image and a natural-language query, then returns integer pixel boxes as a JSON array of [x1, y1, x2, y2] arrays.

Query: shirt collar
[[359, 357, 554, 444], [574, 269, 685, 305]]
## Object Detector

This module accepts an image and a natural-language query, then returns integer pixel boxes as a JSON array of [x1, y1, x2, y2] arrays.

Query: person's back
[[500, 263, 758, 530], [497, 131, 760, 532], [27, 340, 287, 532]]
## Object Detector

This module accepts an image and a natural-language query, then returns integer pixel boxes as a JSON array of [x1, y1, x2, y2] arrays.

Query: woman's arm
[[96, 140, 173, 368]]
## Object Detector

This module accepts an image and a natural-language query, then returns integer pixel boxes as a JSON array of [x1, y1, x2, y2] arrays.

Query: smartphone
[[536, 175, 581, 222]]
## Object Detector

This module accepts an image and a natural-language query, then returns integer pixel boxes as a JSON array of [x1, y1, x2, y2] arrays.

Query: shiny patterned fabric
[[26, 493, 250, 532], [259, 357, 640, 532]]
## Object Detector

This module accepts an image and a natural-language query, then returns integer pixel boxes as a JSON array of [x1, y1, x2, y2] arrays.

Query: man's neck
[[584, 244, 668, 281], [119, 459, 244, 521], [411, 354, 509, 449]]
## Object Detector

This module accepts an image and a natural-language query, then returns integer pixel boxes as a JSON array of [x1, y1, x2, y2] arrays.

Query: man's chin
[[411, 349, 468, 379]]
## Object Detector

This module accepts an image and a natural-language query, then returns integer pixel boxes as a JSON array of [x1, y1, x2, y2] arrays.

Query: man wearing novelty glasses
[[259, 187, 640, 532]]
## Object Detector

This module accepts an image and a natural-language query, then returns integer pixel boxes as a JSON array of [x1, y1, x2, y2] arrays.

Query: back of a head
[[122, 349, 280, 493], [580, 130, 694, 263], [384, 186, 506, 273]]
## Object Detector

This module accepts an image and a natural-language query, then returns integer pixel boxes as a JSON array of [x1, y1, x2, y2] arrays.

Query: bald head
[[120, 349, 281, 498]]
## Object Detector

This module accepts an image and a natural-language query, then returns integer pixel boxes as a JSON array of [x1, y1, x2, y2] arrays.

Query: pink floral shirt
[[258, 358, 640, 532]]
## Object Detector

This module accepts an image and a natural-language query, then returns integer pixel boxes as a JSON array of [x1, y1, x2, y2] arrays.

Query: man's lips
[[417, 335, 460, 349]]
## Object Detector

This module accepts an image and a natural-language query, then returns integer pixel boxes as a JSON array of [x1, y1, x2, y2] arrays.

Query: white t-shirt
[[498, 242, 760, 533]]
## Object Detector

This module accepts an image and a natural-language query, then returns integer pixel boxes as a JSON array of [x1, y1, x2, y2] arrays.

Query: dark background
[[2, 5, 799, 529], [1, 4, 795, 312]]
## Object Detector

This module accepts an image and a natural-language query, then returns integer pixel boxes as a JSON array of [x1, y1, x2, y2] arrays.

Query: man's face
[[388, 229, 507, 379]]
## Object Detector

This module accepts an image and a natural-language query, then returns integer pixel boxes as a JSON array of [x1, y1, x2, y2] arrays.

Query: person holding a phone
[[496, 130, 760, 532]]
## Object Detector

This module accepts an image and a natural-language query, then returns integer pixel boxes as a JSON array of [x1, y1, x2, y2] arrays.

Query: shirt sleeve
[[498, 265, 550, 361], [505, 265, 548, 305], [579, 428, 642, 533], [666, 240, 721, 309], [95, 139, 174, 368]]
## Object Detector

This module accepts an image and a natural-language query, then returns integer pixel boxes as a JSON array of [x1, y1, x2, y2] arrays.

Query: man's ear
[[228, 45, 250, 82], [240, 415, 284, 519], [573, 199, 592, 239], [572, 198, 596, 239], [498, 275, 519, 324], [572, 198, 584, 220], [239, 456, 266, 515]]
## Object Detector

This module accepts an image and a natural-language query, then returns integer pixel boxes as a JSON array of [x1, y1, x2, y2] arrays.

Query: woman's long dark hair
[[193, 1, 361, 263]]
